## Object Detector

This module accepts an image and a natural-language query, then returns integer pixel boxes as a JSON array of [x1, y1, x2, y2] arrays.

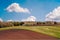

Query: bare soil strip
[[0, 29, 58, 40]]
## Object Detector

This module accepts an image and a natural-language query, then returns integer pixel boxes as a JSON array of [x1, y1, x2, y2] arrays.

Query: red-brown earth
[[0, 29, 58, 40]]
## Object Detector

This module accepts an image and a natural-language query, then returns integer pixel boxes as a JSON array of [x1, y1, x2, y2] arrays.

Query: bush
[[3, 22, 13, 27], [13, 22, 20, 26], [20, 22, 24, 26], [0, 22, 3, 28], [0, 22, 14, 28]]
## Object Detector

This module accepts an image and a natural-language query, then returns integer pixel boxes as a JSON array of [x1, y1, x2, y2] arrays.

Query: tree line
[[0, 21, 60, 28], [0, 21, 24, 28]]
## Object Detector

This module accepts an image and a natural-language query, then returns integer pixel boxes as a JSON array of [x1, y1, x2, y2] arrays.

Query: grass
[[0, 26, 60, 38]]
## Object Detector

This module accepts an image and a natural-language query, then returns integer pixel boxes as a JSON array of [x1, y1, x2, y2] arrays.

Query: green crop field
[[0, 26, 60, 38]]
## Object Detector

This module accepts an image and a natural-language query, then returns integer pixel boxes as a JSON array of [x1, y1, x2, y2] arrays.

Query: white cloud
[[5, 3, 30, 13], [21, 16, 36, 21], [7, 20, 13, 22], [0, 18, 3, 22], [14, 20, 20, 22], [7, 20, 20, 22], [46, 6, 60, 21]]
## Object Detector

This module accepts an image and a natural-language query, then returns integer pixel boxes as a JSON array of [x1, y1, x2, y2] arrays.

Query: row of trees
[[37, 21, 57, 26], [23, 21, 59, 26], [0, 22, 24, 28], [0, 21, 60, 28]]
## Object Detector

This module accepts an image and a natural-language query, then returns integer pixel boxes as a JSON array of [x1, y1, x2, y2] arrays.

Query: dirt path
[[0, 29, 58, 40]]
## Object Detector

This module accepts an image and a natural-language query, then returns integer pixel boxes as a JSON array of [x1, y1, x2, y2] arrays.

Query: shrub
[[20, 22, 24, 26], [0, 22, 3, 28], [3, 22, 13, 27], [13, 22, 20, 26]]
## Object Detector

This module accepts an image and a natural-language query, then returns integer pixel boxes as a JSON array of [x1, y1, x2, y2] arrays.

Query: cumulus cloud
[[0, 18, 3, 22], [46, 6, 60, 21], [5, 3, 30, 13], [21, 16, 36, 21]]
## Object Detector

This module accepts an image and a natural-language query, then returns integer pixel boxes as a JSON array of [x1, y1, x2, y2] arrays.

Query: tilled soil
[[0, 29, 58, 40]]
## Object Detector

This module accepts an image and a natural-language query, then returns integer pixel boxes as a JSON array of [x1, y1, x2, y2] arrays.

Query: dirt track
[[0, 29, 58, 40]]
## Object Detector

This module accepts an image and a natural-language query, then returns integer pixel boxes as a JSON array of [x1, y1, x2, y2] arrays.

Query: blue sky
[[0, 0, 60, 21]]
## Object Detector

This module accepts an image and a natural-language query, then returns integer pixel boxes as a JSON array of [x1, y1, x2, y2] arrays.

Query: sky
[[0, 0, 60, 22]]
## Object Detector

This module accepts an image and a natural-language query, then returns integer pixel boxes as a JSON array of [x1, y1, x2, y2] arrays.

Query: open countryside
[[0, 0, 60, 40], [0, 21, 60, 40]]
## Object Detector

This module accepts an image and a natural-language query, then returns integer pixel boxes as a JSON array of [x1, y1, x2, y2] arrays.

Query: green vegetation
[[0, 26, 60, 38]]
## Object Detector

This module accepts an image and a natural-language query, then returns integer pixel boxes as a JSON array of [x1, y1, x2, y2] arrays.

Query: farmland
[[0, 26, 60, 38]]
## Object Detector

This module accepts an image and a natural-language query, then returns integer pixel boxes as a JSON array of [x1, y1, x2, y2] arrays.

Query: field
[[0, 26, 60, 38]]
